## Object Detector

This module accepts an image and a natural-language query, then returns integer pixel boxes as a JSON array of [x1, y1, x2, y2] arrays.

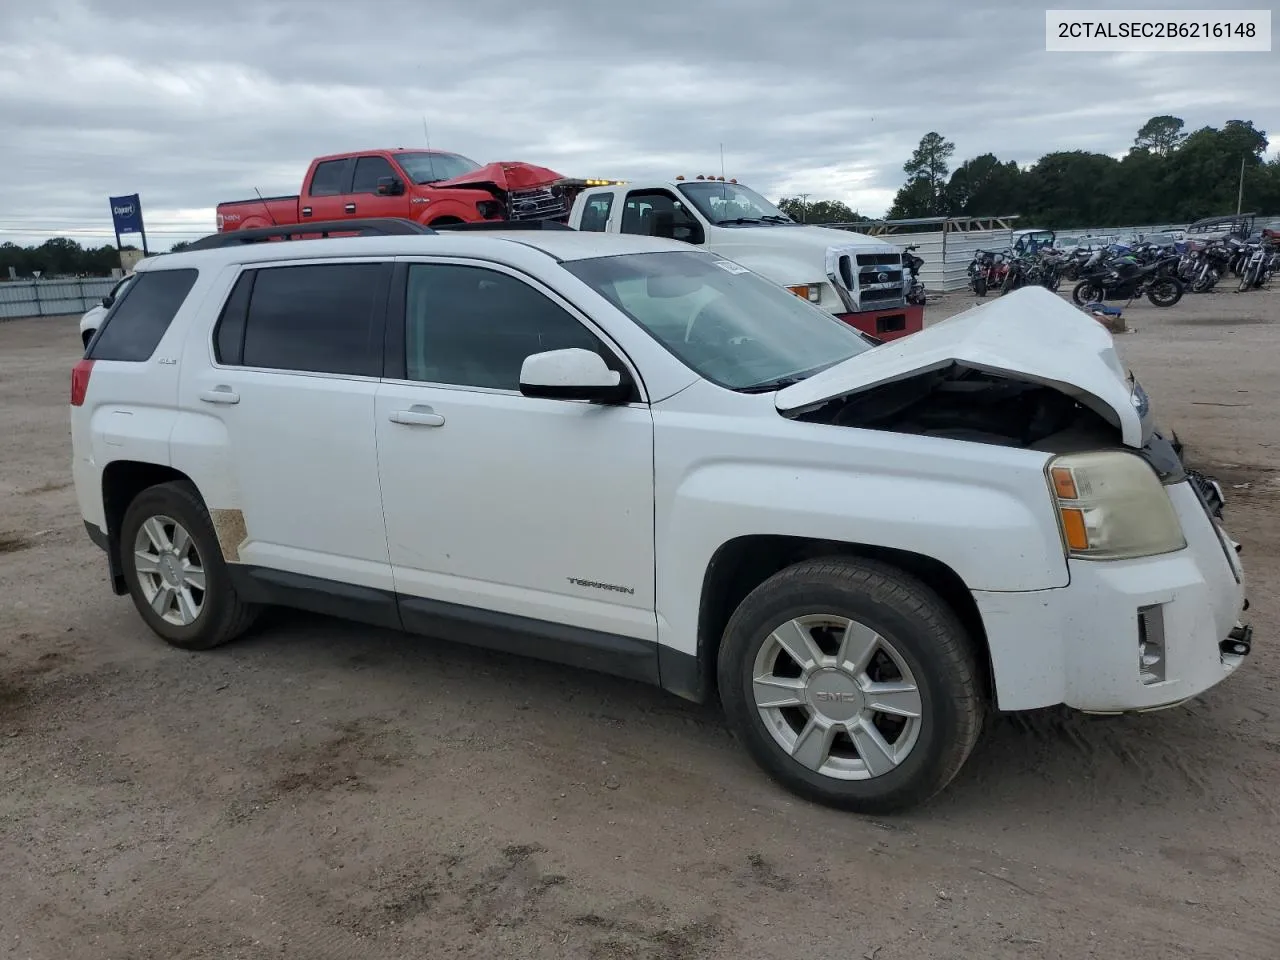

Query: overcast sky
[[1, 0, 1276, 250]]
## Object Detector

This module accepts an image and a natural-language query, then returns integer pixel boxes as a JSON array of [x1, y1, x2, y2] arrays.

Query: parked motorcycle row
[[965, 233, 1277, 309], [1176, 235, 1279, 294]]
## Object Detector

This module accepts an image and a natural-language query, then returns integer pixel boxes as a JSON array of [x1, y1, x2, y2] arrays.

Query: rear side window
[[88, 268, 198, 362], [578, 192, 613, 232], [230, 262, 387, 377], [309, 159, 351, 197]]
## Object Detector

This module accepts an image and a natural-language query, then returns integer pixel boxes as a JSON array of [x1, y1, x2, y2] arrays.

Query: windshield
[[393, 151, 483, 184], [564, 250, 873, 391], [677, 181, 794, 225]]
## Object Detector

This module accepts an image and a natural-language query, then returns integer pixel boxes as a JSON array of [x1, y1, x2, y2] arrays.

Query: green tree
[[888, 132, 955, 218], [777, 197, 860, 223], [1133, 115, 1186, 156], [946, 154, 1023, 216], [1020, 151, 1123, 226]]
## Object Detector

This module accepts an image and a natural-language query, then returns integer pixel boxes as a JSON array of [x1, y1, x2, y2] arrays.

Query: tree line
[[782, 116, 1279, 229], [0, 238, 154, 279]]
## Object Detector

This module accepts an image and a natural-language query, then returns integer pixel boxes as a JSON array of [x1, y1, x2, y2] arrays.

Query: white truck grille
[[837, 252, 907, 310]]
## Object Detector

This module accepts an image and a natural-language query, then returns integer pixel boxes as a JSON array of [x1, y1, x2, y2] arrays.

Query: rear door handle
[[344, 202, 356, 213], [199, 386, 240, 405], [389, 405, 444, 427]]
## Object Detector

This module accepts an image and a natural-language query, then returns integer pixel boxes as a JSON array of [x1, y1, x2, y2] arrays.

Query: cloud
[[1, 0, 1275, 248]]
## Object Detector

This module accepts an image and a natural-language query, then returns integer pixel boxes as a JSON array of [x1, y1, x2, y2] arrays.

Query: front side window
[[619, 190, 703, 244], [564, 250, 872, 391], [404, 263, 604, 390], [88, 268, 198, 362], [392, 152, 483, 185], [351, 155, 397, 194], [676, 181, 795, 226], [230, 262, 387, 377]]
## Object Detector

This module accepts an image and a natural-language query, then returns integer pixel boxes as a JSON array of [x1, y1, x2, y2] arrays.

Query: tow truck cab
[[563, 177, 924, 341]]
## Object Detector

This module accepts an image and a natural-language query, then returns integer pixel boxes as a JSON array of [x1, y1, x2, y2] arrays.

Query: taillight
[[71, 359, 94, 406]]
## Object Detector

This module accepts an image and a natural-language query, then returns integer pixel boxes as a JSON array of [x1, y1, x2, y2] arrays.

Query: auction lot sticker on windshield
[[1046, 9, 1271, 51], [713, 260, 750, 275]]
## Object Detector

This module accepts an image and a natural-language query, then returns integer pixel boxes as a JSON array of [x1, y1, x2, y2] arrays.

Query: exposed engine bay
[[793, 362, 1124, 453]]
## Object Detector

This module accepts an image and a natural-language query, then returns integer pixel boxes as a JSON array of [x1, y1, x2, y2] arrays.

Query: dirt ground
[[1, 286, 1278, 960]]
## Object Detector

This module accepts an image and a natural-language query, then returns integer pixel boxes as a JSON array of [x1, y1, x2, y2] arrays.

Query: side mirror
[[376, 176, 405, 196], [101, 296, 113, 309], [519, 348, 631, 404]]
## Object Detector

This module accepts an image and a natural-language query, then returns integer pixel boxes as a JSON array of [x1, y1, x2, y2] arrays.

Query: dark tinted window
[[352, 156, 396, 194], [213, 271, 255, 365], [89, 268, 198, 362], [405, 263, 603, 390], [309, 159, 350, 197], [620, 190, 702, 244], [241, 263, 386, 377], [578, 193, 613, 232]]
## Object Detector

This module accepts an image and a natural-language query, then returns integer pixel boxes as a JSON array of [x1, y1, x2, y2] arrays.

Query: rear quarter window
[[88, 268, 199, 361]]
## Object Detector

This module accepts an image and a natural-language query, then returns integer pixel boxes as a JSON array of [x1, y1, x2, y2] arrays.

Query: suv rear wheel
[[119, 481, 259, 650], [717, 557, 983, 813]]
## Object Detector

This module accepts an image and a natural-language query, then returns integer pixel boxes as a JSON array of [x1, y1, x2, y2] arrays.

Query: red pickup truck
[[215, 149, 571, 233]]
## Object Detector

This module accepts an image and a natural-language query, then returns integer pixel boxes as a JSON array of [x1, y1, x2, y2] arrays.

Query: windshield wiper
[[715, 217, 767, 225], [738, 375, 807, 394], [759, 215, 795, 223]]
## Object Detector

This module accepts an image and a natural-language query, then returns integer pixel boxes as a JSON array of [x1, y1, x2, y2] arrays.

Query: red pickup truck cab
[[215, 149, 569, 233]]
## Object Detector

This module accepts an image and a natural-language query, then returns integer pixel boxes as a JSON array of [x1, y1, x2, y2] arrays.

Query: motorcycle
[[901, 244, 926, 305], [967, 248, 1009, 297], [1071, 254, 1184, 308], [1236, 241, 1273, 292]]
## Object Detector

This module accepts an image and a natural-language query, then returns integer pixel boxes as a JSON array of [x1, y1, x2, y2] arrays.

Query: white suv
[[69, 220, 1252, 812]]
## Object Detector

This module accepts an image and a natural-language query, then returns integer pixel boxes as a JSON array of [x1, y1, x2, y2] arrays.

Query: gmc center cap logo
[[114, 203, 136, 218]]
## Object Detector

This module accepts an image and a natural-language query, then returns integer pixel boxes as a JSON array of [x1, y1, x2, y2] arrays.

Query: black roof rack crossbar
[[429, 220, 576, 232], [185, 218, 435, 251]]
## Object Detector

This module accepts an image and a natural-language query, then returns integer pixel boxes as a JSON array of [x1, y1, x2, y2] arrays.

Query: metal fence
[[0, 278, 118, 320]]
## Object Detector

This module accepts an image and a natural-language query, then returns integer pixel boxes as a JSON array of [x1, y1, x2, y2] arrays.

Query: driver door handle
[[389, 405, 445, 427]]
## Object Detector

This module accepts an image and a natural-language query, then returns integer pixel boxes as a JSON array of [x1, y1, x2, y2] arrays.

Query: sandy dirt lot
[[1, 287, 1278, 960]]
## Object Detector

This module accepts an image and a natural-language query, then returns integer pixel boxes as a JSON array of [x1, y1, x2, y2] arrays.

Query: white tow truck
[[562, 176, 925, 341]]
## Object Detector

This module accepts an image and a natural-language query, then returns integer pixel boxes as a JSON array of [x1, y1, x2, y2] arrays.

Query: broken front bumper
[[972, 476, 1251, 714]]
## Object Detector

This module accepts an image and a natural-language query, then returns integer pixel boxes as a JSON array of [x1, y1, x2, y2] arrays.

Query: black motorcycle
[[1071, 255, 1184, 307], [902, 244, 926, 305]]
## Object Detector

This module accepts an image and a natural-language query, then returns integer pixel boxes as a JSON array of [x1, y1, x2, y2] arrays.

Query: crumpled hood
[[429, 161, 565, 192], [776, 285, 1146, 447]]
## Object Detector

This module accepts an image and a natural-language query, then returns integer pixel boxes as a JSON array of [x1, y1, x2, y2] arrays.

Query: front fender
[[652, 400, 1070, 662]]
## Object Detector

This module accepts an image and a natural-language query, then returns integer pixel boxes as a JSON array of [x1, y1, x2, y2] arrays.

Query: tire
[[119, 480, 260, 650], [717, 557, 984, 814], [972, 276, 987, 297], [1146, 277, 1183, 307], [1072, 280, 1104, 306]]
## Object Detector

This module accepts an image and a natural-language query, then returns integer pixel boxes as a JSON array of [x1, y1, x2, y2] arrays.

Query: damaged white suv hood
[[776, 286, 1146, 447]]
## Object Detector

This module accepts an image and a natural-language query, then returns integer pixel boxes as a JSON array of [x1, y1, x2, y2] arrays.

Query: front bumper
[[974, 478, 1249, 713]]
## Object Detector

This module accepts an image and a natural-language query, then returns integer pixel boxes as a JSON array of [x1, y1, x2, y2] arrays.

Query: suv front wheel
[[718, 557, 984, 813], [119, 481, 259, 650]]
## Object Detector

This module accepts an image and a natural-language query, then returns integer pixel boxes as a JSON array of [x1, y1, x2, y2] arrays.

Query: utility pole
[[798, 193, 809, 223], [1236, 154, 1245, 215]]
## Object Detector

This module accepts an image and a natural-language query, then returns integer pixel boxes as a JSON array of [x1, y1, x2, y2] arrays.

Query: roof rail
[[430, 220, 576, 232], [184, 218, 435, 251]]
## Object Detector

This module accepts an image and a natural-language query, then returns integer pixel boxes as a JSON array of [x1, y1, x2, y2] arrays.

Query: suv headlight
[[1047, 451, 1186, 560]]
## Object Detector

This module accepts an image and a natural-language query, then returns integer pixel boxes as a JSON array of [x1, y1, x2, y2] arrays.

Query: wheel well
[[428, 216, 464, 227], [100, 461, 196, 594], [695, 536, 992, 703]]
